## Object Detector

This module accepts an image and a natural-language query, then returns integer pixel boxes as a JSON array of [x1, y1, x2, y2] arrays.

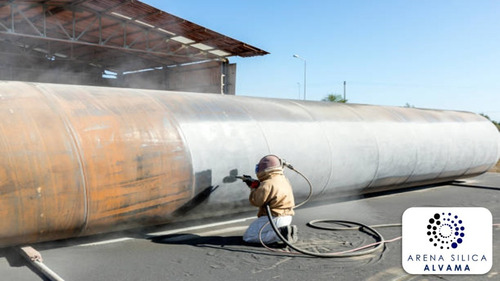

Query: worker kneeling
[[242, 155, 298, 244]]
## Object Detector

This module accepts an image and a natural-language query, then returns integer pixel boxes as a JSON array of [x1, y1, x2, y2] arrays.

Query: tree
[[322, 94, 347, 103], [479, 113, 500, 131]]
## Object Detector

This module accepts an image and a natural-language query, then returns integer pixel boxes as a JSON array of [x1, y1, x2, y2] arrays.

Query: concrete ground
[[1, 173, 499, 281]]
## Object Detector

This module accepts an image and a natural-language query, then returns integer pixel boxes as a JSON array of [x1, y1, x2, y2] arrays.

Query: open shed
[[0, 0, 268, 94]]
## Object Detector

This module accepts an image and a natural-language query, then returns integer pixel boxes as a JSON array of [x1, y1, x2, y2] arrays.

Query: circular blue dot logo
[[426, 212, 465, 249]]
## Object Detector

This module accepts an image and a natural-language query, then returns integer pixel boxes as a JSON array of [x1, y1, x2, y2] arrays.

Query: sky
[[143, 0, 500, 121]]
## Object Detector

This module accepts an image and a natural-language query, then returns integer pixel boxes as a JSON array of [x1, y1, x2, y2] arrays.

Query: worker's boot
[[279, 225, 298, 244], [290, 225, 298, 243]]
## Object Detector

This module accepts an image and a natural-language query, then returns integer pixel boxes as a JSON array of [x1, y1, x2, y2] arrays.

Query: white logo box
[[402, 207, 492, 275]]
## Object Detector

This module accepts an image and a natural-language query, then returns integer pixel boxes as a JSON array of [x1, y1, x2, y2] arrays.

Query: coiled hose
[[260, 162, 401, 258]]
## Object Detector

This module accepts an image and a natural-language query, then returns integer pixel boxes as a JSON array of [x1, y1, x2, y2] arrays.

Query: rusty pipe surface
[[0, 81, 498, 247]]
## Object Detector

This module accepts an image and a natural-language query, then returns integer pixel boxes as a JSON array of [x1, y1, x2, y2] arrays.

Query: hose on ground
[[259, 161, 401, 258]]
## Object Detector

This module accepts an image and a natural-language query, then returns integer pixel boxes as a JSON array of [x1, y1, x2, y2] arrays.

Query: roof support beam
[[10, 2, 14, 32], [44, 8, 72, 39], [0, 31, 212, 61], [0, 0, 267, 73], [0, 1, 227, 60], [16, 5, 43, 36], [0, 20, 8, 31], [75, 13, 98, 41]]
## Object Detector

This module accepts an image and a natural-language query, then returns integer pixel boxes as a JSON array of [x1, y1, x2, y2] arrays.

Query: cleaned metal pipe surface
[[0, 81, 498, 247]]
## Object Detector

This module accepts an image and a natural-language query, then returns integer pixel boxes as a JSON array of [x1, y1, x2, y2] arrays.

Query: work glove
[[242, 175, 260, 189]]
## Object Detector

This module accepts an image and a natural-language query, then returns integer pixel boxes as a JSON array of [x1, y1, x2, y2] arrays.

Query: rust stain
[[0, 82, 193, 247], [0, 82, 86, 246]]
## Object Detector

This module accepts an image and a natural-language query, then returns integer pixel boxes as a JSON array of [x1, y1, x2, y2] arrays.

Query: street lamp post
[[293, 54, 306, 100]]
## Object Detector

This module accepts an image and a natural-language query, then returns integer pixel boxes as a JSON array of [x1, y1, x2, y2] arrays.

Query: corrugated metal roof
[[0, 0, 269, 72]]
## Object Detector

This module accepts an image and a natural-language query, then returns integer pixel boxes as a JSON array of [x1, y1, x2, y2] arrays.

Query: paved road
[[1, 173, 499, 280]]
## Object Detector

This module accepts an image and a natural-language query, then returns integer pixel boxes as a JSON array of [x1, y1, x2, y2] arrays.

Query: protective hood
[[255, 155, 283, 181]]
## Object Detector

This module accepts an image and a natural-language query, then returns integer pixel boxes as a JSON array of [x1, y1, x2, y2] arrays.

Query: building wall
[[0, 55, 107, 86], [118, 60, 235, 95], [0, 55, 236, 95]]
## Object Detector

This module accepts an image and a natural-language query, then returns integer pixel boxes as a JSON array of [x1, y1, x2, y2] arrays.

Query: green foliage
[[404, 103, 415, 108], [322, 94, 347, 103]]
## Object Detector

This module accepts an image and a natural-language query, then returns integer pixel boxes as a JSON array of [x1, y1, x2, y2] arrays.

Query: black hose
[[265, 205, 388, 258], [261, 162, 394, 258]]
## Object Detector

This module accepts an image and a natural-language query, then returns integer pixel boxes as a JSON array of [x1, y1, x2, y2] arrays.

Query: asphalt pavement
[[1, 173, 499, 281]]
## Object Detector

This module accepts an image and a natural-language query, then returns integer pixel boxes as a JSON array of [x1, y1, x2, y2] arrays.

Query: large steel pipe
[[0, 81, 498, 247]]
